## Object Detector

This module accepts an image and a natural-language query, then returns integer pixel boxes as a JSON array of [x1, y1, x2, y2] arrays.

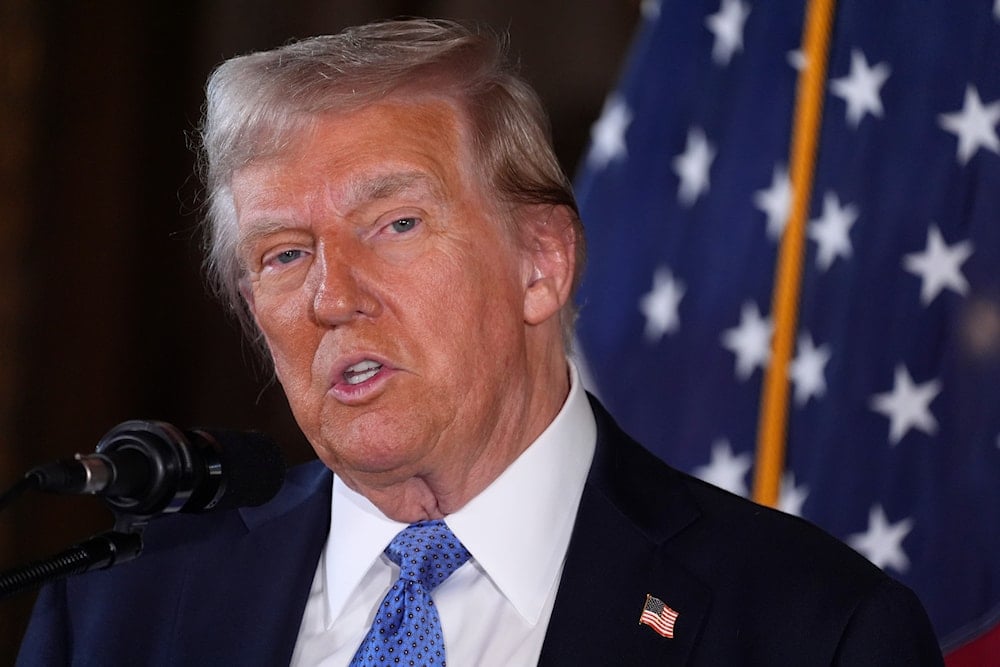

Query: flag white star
[[847, 505, 914, 574], [673, 126, 716, 206], [829, 49, 891, 128], [694, 439, 752, 497], [938, 85, 1000, 165], [720, 301, 773, 380], [779, 471, 809, 517], [753, 164, 792, 241], [869, 364, 942, 446], [808, 192, 858, 271], [995, 0, 1000, 22], [787, 49, 807, 71], [639, 266, 685, 342], [903, 224, 974, 306], [587, 95, 633, 169], [789, 332, 831, 406], [705, 0, 751, 66]]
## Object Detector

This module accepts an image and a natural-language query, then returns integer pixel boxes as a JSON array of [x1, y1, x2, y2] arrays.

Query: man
[[19, 18, 943, 666]]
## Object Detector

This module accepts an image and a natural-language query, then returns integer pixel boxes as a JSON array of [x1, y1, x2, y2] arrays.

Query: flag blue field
[[574, 0, 1000, 657]]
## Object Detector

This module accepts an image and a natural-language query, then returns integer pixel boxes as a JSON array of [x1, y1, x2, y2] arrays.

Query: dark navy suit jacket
[[18, 400, 944, 665]]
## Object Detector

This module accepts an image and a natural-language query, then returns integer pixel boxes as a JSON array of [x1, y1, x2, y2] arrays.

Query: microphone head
[[194, 428, 286, 512], [95, 420, 286, 518]]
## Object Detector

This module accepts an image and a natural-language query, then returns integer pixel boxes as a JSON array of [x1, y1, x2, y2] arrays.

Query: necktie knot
[[386, 520, 471, 592], [349, 520, 470, 666]]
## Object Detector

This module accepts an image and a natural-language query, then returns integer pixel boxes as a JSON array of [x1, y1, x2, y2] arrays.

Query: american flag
[[574, 0, 1000, 662], [640, 594, 680, 639]]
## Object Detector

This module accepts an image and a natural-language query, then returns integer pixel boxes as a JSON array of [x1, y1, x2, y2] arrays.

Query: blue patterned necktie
[[350, 520, 471, 666]]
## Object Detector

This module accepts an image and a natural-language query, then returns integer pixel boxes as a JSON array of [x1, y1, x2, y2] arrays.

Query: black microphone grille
[[194, 428, 287, 511]]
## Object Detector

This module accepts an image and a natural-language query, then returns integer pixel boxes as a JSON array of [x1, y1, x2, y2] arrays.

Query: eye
[[275, 249, 304, 264], [261, 248, 307, 270], [389, 217, 419, 233]]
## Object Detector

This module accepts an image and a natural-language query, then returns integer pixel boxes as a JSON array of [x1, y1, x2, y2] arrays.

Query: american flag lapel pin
[[639, 593, 679, 639]]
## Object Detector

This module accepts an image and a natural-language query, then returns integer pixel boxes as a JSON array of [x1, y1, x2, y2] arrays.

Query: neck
[[342, 355, 571, 523]]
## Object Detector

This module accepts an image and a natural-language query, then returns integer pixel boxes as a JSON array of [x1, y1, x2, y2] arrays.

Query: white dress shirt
[[291, 362, 597, 666]]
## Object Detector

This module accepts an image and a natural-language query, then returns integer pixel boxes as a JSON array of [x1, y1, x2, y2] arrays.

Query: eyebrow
[[235, 170, 447, 260], [344, 170, 445, 207], [235, 218, 302, 265]]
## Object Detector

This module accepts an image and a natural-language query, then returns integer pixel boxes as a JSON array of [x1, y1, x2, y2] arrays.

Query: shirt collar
[[324, 360, 597, 627], [446, 361, 596, 623], [324, 476, 407, 629]]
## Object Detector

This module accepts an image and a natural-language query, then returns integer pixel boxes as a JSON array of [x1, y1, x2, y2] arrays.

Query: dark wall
[[0, 1, 637, 660]]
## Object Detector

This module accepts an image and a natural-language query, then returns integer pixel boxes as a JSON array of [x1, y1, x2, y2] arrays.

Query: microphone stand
[[0, 515, 144, 600]]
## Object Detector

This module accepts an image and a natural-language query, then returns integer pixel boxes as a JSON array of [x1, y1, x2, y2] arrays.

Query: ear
[[521, 205, 578, 326]]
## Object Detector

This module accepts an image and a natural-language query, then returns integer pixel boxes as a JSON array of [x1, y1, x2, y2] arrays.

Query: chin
[[315, 423, 426, 473], [315, 396, 439, 460]]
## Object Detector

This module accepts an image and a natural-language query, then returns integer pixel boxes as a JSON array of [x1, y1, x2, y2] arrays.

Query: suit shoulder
[[19, 460, 333, 666], [673, 468, 898, 610], [137, 458, 331, 550], [590, 399, 884, 591]]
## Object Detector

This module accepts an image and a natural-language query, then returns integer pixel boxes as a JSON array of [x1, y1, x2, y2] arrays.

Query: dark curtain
[[0, 1, 636, 660]]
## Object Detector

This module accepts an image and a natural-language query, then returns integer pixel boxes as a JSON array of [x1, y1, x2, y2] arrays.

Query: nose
[[310, 243, 381, 327]]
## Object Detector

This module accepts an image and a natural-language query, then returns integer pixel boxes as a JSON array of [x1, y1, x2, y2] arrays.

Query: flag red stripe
[[945, 621, 1000, 667], [640, 608, 678, 637]]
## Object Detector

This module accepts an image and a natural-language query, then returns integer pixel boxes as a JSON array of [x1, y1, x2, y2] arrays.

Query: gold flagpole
[[752, 0, 837, 507]]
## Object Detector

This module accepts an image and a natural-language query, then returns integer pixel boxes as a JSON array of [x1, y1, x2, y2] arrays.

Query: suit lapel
[[538, 399, 712, 666], [163, 402, 711, 664], [168, 461, 333, 665]]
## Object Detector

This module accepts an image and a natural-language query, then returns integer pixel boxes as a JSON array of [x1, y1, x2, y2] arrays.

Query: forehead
[[231, 98, 481, 213]]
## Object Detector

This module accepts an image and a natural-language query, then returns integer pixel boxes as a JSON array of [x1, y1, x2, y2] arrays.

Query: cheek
[[414, 249, 499, 317], [253, 278, 309, 337], [419, 255, 524, 360], [253, 289, 319, 380]]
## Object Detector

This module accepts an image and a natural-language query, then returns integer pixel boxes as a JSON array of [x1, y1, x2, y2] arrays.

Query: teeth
[[343, 360, 382, 385]]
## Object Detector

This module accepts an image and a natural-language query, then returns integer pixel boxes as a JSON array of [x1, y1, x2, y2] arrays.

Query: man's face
[[231, 99, 554, 507]]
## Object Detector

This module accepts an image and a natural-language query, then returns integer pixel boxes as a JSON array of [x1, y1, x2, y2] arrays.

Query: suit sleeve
[[833, 578, 944, 666], [16, 582, 71, 667]]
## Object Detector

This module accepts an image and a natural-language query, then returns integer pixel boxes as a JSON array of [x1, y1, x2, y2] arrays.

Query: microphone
[[27, 420, 286, 518]]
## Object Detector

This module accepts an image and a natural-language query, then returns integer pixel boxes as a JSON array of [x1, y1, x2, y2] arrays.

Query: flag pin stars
[[639, 594, 679, 639]]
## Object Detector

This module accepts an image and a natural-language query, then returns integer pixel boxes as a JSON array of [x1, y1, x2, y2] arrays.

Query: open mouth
[[343, 360, 382, 385]]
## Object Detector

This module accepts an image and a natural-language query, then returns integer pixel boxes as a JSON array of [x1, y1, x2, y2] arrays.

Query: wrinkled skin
[[232, 98, 576, 522]]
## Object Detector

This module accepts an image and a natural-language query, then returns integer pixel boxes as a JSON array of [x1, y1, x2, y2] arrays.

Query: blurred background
[[5, 0, 999, 663], [0, 1, 639, 659]]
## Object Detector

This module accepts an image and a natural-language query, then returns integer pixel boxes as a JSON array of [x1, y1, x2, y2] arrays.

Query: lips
[[327, 352, 398, 403], [343, 359, 382, 385]]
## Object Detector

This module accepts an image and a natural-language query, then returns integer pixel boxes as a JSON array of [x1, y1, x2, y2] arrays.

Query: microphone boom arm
[[0, 418, 285, 598], [0, 529, 143, 600]]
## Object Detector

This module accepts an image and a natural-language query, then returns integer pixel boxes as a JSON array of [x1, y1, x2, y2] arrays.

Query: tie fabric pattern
[[350, 520, 471, 666]]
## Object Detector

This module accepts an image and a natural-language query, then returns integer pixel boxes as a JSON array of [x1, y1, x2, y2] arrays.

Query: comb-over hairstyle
[[199, 18, 585, 342]]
